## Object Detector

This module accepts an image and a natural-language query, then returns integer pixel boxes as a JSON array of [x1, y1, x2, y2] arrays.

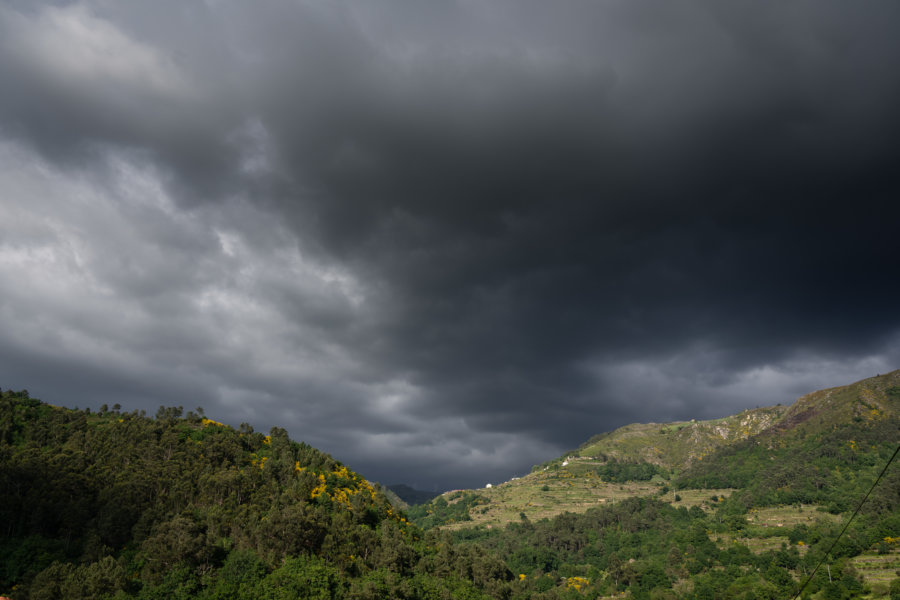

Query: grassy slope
[[676, 370, 900, 498], [765, 369, 899, 439], [412, 371, 900, 598], [414, 370, 900, 533], [435, 474, 736, 531], [572, 404, 789, 470]]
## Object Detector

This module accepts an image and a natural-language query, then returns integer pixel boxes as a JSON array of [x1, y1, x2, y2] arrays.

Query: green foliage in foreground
[[0, 390, 509, 599]]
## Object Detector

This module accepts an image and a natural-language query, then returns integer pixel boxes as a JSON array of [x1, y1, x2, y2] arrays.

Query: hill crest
[[412, 369, 899, 531], [563, 369, 900, 472]]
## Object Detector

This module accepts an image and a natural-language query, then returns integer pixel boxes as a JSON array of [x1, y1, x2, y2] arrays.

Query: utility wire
[[791, 442, 900, 600]]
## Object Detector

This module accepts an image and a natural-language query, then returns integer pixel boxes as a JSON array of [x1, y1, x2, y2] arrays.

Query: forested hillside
[[0, 390, 511, 599]]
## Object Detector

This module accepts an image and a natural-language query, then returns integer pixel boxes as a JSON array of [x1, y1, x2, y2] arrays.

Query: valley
[[1, 370, 898, 599]]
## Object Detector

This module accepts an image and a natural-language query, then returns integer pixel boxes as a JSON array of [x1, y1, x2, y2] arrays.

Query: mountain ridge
[[411, 370, 899, 532], [568, 369, 899, 472]]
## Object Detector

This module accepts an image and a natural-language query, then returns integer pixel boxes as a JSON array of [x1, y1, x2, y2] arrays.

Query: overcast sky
[[1, 0, 899, 491]]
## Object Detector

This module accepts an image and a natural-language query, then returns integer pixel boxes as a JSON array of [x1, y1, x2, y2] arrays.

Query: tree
[[140, 515, 213, 581], [204, 549, 267, 599], [253, 555, 342, 600]]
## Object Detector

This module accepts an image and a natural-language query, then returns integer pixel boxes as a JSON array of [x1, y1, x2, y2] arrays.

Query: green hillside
[[575, 370, 899, 476], [414, 371, 899, 530], [0, 390, 512, 599], [407, 371, 900, 598], [572, 404, 789, 470], [676, 371, 900, 510]]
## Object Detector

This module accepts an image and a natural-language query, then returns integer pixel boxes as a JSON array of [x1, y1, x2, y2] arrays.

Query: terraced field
[[852, 549, 900, 588], [440, 459, 736, 530], [746, 504, 841, 529], [711, 505, 840, 553], [714, 533, 795, 554]]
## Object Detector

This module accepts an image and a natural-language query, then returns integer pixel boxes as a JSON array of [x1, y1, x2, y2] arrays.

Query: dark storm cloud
[[1, 0, 899, 489]]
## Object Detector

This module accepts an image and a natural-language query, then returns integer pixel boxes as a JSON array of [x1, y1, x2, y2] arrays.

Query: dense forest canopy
[[0, 389, 508, 599]]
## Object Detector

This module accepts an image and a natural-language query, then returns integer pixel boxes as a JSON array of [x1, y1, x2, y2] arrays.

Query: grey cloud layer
[[1, 1, 899, 489]]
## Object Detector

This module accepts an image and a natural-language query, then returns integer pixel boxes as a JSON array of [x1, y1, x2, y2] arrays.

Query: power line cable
[[791, 442, 900, 600]]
